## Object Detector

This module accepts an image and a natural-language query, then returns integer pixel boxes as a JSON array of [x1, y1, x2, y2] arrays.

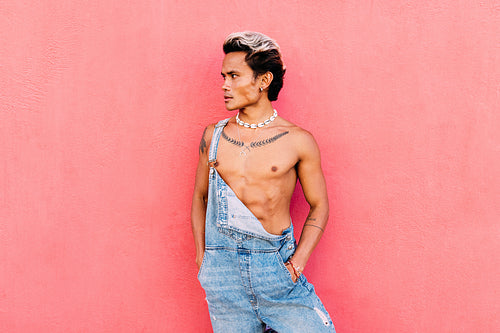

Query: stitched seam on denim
[[238, 252, 259, 312], [238, 248, 279, 253], [216, 176, 228, 227], [204, 246, 279, 253], [203, 246, 240, 251], [208, 126, 219, 161], [215, 171, 227, 225], [209, 118, 230, 161], [221, 224, 286, 241]]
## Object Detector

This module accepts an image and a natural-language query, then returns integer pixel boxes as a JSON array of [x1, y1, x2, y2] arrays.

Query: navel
[[271, 166, 278, 172]]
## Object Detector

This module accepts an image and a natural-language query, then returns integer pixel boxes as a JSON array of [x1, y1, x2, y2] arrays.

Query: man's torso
[[212, 117, 306, 235]]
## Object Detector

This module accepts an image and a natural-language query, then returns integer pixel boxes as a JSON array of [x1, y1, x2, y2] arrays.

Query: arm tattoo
[[305, 214, 324, 232], [304, 224, 325, 232], [306, 213, 317, 222], [199, 127, 207, 154], [221, 130, 289, 149]]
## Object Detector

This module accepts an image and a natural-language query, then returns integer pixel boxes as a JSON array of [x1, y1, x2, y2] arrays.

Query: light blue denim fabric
[[198, 118, 335, 332]]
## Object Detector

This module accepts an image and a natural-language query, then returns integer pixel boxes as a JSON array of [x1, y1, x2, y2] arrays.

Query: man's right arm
[[191, 125, 214, 269]]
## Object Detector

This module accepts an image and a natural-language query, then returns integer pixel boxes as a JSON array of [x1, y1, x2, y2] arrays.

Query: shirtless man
[[191, 31, 335, 332]]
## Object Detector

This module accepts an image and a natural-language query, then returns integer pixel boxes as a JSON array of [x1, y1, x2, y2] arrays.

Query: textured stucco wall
[[1, 1, 499, 332]]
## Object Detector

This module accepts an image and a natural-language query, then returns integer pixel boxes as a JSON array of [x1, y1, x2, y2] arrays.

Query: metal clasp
[[207, 159, 219, 168]]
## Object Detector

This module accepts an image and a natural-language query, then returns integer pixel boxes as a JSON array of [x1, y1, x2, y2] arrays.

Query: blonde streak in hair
[[225, 31, 281, 56]]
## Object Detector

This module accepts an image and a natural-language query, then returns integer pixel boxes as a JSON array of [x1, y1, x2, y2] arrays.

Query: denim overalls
[[197, 118, 335, 332]]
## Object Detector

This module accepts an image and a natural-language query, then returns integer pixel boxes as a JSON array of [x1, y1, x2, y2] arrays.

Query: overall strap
[[208, 118, 231, 165]]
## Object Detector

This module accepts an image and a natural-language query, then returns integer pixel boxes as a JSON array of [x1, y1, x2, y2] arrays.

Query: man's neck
[[237, 101, 275, 124]]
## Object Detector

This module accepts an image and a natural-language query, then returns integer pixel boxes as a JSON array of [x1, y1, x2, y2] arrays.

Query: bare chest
[[215, 132, 298, 184]]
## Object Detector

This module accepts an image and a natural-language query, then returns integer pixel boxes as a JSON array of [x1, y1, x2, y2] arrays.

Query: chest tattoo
[[222, 130, 289, 149]]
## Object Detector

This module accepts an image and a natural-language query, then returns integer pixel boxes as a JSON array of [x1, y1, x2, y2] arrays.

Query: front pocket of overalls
[[274, 252, 299, 286], [197, 250, 209, 281], [217, 226, 251, 241]]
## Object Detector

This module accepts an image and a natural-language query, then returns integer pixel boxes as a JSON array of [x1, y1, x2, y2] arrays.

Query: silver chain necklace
[[236, 109, 278, 129]]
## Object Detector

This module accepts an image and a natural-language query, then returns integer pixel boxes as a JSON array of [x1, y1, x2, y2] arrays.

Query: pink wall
[[1, 1, 499, 332]]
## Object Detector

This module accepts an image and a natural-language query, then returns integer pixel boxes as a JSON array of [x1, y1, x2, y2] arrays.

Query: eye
[[231, 74, 237, 78]]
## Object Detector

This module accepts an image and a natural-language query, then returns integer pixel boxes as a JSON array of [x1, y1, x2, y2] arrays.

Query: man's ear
[[261, 71, 274, 90]]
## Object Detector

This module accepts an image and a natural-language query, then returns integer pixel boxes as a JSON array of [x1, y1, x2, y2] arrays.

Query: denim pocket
[[275, 252, 298, 286], [217, 226, 251, 241], [197, 251, 208, 281]]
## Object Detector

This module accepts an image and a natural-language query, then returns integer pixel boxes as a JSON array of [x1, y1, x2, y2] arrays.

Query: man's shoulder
[[207, 116, 234, 129], [201, 123, 215, 138], [276, 117, 316, 143], [200, 117, 234, 143], [275, 117, 320, 160]]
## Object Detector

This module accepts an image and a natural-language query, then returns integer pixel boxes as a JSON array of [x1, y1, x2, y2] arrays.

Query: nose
[[221, 78, 230, 91]]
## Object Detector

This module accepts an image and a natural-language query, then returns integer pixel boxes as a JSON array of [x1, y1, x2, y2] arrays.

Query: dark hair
[[223, 31, 286, 101]]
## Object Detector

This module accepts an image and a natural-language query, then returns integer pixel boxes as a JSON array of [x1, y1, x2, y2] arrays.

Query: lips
[[224, 95, 233, 102]]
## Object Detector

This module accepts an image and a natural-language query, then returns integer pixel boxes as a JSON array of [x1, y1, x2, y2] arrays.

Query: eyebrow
[[221, 71, 238, 76]]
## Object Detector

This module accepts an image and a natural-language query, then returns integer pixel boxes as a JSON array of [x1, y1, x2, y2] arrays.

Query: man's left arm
[[286, 130, 329, 281]]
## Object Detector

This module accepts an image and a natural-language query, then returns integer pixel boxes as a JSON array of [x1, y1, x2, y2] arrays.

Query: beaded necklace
[[236, 109, 278, 129]]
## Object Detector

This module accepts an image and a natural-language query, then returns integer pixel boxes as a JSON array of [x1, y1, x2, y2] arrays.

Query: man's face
[[221, 52, 261, 111]]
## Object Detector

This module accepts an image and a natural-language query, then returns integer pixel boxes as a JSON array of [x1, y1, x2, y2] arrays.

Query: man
[[191, 31, 335, 332]]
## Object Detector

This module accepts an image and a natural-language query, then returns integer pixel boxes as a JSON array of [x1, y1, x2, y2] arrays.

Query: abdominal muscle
[[216, 165, 297, 235]]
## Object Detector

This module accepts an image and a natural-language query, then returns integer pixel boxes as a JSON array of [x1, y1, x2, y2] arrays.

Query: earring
[[259, 87, 263, 92]]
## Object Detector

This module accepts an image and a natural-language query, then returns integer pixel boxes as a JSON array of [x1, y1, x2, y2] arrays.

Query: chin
[[225, 104, 239, 111]]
